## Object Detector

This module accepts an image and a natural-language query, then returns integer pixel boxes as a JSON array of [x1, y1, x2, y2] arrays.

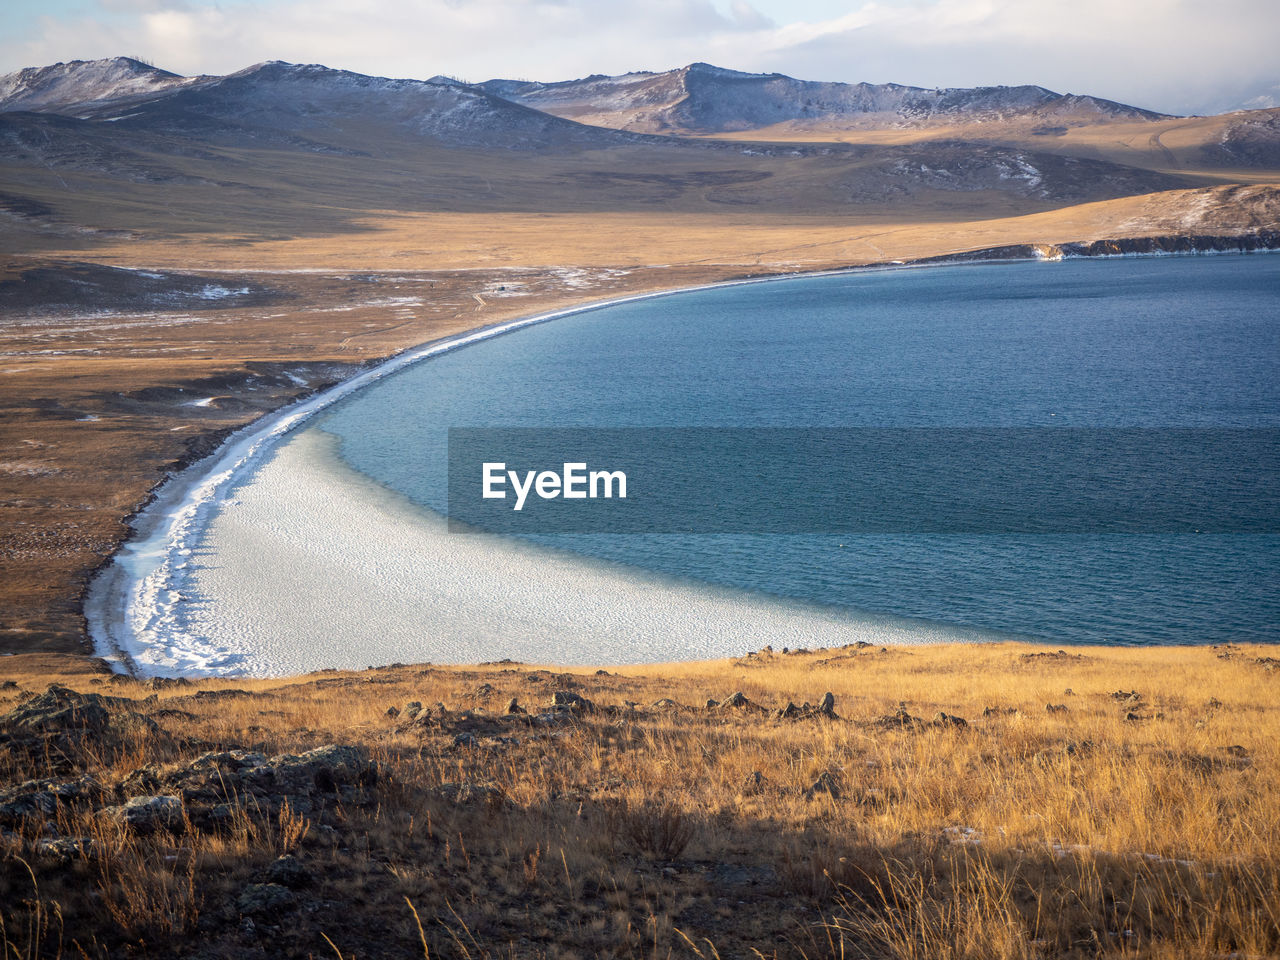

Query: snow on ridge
[[0, 57, 198, 115]]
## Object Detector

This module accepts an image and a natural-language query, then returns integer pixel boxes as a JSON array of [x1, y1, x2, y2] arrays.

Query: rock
[[776, 702, 800, 719], [1046, 704, 1069, 714], [106, 795, 184, 834], [1207, 698, 1223, 709], [504, 697, 526, 715], [0, 789, 57, 824], [35, 837, 96, 863], [2, 684, 111, 736], [705, 699, 718, 710], [0, 774, 105, 826], [818, 692, 837, 717], [720, 692, 750, 709], [803, 772, 842, 800], [982, 706, 1017, 717], [192, 688, 251, 701], [452, 732, 479, 749], [265, 854, 310, 889], [403, 701, 423, 719], [252, 745, 378, 795], [0, 680, 18, 691], [0, 684, 161, 761], [385, 705, 400, 718], [550, 691, 595, 714], [743, 771, 767, 794], [1063, 688, 1075, 696], [932, 712, 968, 728], [236, 883, 297, 916], [650, 698, 683, 709], [473, 683, 495, 698], [1222, 744, 1250, 759]]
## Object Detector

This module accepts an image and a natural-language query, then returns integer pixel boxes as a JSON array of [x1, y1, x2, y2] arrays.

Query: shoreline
[[147, 428, 1021, 677], [85, 240, 1280, 676]]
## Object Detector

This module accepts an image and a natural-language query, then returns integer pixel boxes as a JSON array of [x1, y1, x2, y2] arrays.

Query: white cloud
[[0, 0, 1274, 114]]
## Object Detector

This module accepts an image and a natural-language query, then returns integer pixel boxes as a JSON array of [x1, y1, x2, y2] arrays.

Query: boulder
[[265, 854, 310, 889], [104, 794, 184, 834]]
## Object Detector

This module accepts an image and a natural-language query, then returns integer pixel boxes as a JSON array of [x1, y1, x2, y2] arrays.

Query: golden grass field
[[1, 642, 1277, 958]]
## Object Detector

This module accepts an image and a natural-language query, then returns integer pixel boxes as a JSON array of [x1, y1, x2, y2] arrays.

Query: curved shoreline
[[86, 265, 884, 674], [86, 242, 1280, 675]]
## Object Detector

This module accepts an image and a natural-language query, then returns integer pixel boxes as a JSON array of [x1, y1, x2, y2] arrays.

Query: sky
[[1, 0, 1275, 116]]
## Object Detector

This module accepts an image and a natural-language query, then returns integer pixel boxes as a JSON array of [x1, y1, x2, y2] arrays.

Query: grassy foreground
[[1, 641, 1277, 959]]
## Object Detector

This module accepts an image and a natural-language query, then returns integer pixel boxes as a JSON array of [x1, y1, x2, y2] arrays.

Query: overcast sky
[[1, 0, 1275, 115]]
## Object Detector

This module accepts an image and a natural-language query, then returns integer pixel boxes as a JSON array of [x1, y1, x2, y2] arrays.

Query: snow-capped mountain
[[0, 57, 204, 114], [479, 62, 1169, 134]]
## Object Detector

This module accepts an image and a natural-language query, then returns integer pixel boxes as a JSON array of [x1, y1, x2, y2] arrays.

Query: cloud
[[0, 0, 1274, 114]]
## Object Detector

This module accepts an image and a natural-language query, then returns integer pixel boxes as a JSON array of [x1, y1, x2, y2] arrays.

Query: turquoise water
[[310, 255, 1280, 646]]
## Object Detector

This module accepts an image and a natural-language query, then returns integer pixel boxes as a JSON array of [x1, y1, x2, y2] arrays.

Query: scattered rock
[[403, 701, 423, 720], [1046, 704, 1069, 714], [720, 691, 751, 709], [932, 711, 968, 728], [982, 705, 1018, 717], [819, 692, 837, 717], [0, 680, 18, 691], [1222, 744, 1250, 759], [743, 771, 768, 794], [505, 697, 526, 715], [385, 705, 400, 718]]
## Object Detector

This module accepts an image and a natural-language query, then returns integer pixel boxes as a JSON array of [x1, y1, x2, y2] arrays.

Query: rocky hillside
[[0, 642, 1276, 958], [479, 62, 1170, 135]]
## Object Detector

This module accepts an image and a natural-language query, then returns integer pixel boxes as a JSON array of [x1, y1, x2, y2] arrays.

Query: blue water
[[309, 255, 1280, 646]]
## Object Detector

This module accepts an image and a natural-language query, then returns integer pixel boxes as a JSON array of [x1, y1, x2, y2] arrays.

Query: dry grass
[[1, 641, 1276, 958]]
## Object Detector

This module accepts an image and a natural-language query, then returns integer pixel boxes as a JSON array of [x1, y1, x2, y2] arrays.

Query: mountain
[[0, 56, 1235, 251], [0, 57, 203, 114], [0, 60, 646, 154], [478, 63, 1170, 135]]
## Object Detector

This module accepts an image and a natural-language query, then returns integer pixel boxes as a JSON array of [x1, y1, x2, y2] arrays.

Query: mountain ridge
[[476, 61, 1171, 135]]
